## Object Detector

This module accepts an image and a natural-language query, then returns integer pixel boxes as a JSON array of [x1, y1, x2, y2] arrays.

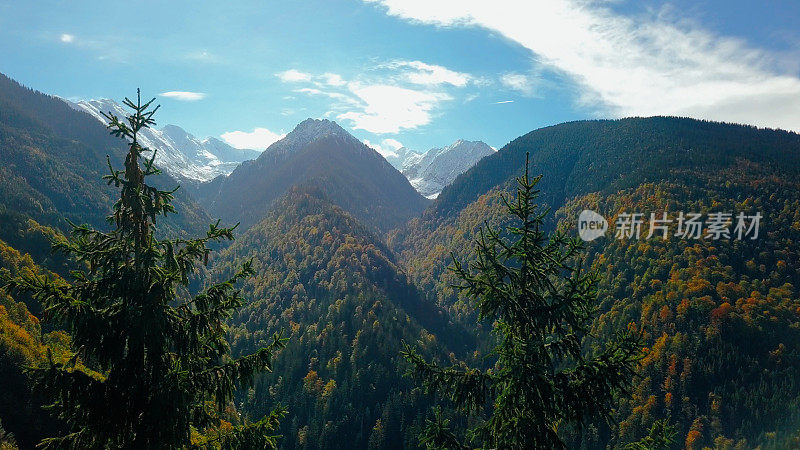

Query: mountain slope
[[68, 99, 260, 183], [429, 117, 800, 220], [0, 236, 71, 448], [390, 116, 800, 447], [402, 139, 494, 198], [559, 166, 800, 448], [198, 119, 429, 233], [0, 73, 210, 242], [211, 187, 465, 448]]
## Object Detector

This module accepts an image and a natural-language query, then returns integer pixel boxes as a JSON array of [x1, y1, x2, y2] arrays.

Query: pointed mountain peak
[[291, 118, 351, 139], [161, 123, 188, 134], [203, 116, 428, 233], [260, 117, 359, 158], [402, 139, 495, 199], [440, 139, 490, 153]]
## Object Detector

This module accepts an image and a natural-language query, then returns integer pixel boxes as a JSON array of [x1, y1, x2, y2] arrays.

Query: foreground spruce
[[402, 156, 643, 449], [3, 91, 286, 449]]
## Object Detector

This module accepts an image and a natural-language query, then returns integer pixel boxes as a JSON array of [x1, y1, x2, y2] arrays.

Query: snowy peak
[[66, 98, 259, 183], [383, 146, 423, 172], [293, 117, 349, 136], [259, 118, 356, 160], [198, 117, 428, 233], [402, 140, 495, 199]]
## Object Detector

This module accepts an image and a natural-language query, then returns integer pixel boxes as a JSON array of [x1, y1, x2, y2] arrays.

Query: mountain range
[[68, 98, 261, 183], [195, 118, 429, 233], [3, 71, 800, 449], [380, 145, 423, 172], [383, 140, 495, 198], [390, 116, 800, 448], [0, 74, 209, 244], [68, 97, 492, 201], [401, 139, 494, 198]]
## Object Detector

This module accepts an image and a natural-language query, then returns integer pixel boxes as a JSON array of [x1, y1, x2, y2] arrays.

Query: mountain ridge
[[67, 98, 260, 183], [197, 118, 429, 233], [213, 186, 464, 447], [390, 115, 800, 447], [0, 73, 210, 241], [402, 139, 495, 198]]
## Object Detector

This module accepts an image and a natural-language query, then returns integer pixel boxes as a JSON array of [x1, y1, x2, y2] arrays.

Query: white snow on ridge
[[66, 98, 260, 183], [384, 139, 495, 199], [381, 146, 423, 172]]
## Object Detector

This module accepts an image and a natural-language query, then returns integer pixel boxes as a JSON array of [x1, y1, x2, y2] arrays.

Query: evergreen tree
[[2, 91, 286, 449], [621, 419, 676, 450], [402, 156, 643, 449]]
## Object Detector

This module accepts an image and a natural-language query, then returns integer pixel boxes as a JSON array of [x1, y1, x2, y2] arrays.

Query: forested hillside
[[210, 187, 466, 448], [559, 163, 800, 448], [391, 117, 800, 447], [0, 73, 210, 247], [0, 234, 72, 448]]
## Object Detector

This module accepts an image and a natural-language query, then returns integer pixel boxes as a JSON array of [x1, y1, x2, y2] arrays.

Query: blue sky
[[1, 0, 799, 156]]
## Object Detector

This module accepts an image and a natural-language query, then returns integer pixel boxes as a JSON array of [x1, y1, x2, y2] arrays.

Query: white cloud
[[294, 87, 357, 104], [280, 61, 469, 134], [338, 83, 450, 134], [159, 91, 206, 101], [277, 69, 312, 82], [220, 127, 286, 150], [363, 138, 405, 158], [60, 33, 75, 43], [501, 73, 535, 96], [494, 100, 514, 104], [365, 0, 800, 131], [322, 73, 346, 86], [387, 60, 471, 87]]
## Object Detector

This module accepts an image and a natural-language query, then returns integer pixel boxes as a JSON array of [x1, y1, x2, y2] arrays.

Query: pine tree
[[622, 418, 676, 449], [2, 91, 286, 449], [402, 155, 643, 449]]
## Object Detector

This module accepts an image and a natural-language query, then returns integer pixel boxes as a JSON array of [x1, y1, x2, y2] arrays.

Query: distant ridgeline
[[3, 69, 800, 448], [0, 73, 210, 247]]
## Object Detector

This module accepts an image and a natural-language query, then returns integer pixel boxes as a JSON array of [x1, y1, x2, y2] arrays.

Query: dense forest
[[391, 118, 800, 448], [2, 73, 800, 449]]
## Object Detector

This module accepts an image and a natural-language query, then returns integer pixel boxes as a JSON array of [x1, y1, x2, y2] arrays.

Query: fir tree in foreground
[[3, 91, 286, 449], [402, 156, 643, 449]]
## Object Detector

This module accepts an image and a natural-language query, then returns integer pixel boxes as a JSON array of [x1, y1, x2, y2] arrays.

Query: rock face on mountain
[[400, 139, 494, 198], [67, 99, 259, 183], [197, 118, 429, 232]]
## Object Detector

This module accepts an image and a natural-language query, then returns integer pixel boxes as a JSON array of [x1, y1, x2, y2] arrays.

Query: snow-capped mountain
[[196, 118, 428, 232], [66, 98, 260, 183], [382, 146, 423, 172], [259, 117, 356, 160], [401, 140, 495, 199]]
